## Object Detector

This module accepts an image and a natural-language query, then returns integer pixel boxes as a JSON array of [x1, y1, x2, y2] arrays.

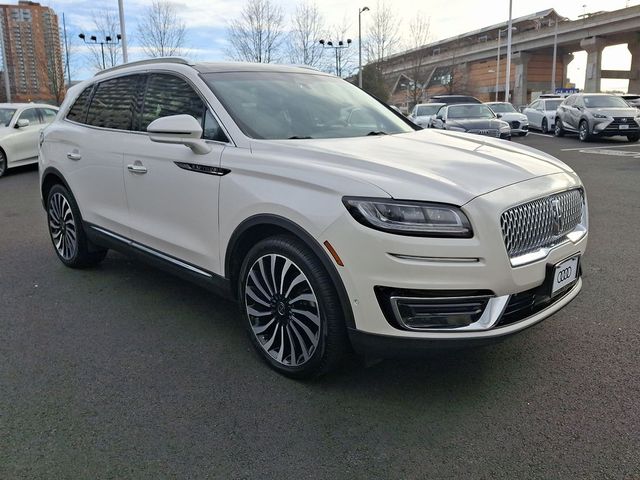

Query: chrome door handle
[[66, 152, 82, 161], [127, 163, 147, 174]]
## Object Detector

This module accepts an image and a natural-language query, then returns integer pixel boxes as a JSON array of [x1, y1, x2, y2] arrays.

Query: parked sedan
[[409, 103, 445, 128], [432, 103, 511, 139], [0, 103, 58, 177], [522, 98, 564, 134], [485, 102, 529, 136], [555, 93, 640, 142]]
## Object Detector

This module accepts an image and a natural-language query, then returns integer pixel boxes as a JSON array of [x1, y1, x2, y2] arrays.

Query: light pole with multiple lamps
[[79, 33, 121, 70], [358, 6, 369, 88], [494, 26, 516, 102], [319, 38, 352, 77]]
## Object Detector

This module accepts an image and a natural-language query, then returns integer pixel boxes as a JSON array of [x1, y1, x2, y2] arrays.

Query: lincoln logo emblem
[[551, 199, 563, 235]]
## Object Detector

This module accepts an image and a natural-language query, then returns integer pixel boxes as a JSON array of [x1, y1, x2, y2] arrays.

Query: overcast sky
[[40, 0, 640, 90]]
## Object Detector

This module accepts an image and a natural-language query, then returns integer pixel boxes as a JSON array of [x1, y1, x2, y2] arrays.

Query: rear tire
[[46, 184, 108, 268], [541, 118, 549, 134], [578, 120, 591, 142], [554, 118, 565, 137], [0, 149, 7, 177], [627, 134, 639, 142], [238, 235, 349, 379]]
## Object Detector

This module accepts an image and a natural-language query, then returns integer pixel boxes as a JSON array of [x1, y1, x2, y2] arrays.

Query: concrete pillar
[[562, 52, 574, 89], [580, 37, 608, 93], [628, 40, 640, 93], [511, 52, 530, 106]]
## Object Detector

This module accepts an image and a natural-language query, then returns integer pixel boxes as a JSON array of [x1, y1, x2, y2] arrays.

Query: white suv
[[39, 59, 588, 378]]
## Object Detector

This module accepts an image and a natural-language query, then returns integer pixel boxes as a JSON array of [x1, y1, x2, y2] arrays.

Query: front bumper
[[592, 117, 640, 137], [322, 173, 587, 350], [508, 120, 529, 135]]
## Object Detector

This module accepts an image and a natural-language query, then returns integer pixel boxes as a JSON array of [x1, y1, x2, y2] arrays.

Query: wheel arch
[[41, 166, 71, 209], [225, 214, 355, 329]]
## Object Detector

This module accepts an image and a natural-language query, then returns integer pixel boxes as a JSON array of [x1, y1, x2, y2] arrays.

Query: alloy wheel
[[579, 122, 587, 141], [541, 119, 548, 134], [0, 151, 6, 177], [48, 192, 78, 260], [244, 253, 321, 367]]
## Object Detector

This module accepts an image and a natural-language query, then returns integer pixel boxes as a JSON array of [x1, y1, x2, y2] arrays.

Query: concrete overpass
[[380, 5, 640, 107]]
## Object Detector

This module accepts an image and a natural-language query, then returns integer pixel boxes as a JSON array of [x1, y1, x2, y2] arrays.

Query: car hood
[[447, 118, 507, 130], [589, 107, 638, 117], [497, 112, 528, 122], [256, 129, 574, 205]]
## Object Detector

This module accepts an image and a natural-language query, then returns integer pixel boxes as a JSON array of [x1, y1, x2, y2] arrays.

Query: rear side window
[[86, 75, 144, 130], [66, 86, 93, 123], [141, 73, 227, 142]]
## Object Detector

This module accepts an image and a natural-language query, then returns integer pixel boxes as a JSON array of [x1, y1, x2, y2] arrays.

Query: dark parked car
[[555, 93, 640, 142], [431, 103, 512, 139], [426, 94, 482, 105]]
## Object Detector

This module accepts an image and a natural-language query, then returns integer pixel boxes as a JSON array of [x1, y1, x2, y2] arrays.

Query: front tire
[[0, 149, 7, 177], [239, 235, 348, 378], [46, 184, 108, 268], [554, 118, 565, 137], [578, 120, 591, 142], [627, 134, 639, 142]]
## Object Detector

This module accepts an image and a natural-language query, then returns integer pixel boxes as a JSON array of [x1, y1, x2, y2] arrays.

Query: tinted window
[[141, 74, 206, 132], [448, 104, 495, 119], [19, 108, 41, 124], [416, 105, 442, 116], [39, 108, 57, 123], [86, 75, 144, 130], [583, 95, 630, 108], [66, 86, 93, 123], [529, 100, 540, 109], [545, 99, 562, 110]]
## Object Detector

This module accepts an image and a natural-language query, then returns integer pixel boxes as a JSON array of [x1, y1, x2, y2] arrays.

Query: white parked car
[[409, 103, 445, 128], [39, 59, 588, 378], [522, 98, 564, 134], [0, 103, 58, 177], [485, 102, 529, 136]]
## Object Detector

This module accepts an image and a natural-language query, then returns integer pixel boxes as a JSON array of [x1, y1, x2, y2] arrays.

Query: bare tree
[[137, 0, 187, 58], [226, 0, 285, 63], [405, 12, 431, 106], [85, 9, 122, 71], [365, 0, 400, 64], [287, 1, 325, 68], [321, 17, 356, 77]]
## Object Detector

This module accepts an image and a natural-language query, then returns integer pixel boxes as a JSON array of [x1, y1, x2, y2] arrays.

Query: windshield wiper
[[288, 135, 313, 139], [366, 131, 388, 136]]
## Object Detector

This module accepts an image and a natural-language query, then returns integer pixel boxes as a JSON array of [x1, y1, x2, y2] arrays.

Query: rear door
[[123, 73, 229, 273]]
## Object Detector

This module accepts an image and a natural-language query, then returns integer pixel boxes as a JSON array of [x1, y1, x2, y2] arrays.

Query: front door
[[10, 108, 42, 163], [123, 73, 230, 274]]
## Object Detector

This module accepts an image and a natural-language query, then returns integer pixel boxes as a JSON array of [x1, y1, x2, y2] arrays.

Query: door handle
[[127, 163, 148, 174], [66, 152, 82, 161]]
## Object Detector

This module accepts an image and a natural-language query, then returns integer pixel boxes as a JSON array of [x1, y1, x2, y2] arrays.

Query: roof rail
[[95, 57, 193, 76]]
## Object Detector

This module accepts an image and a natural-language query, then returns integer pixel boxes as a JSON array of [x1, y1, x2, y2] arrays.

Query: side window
[[66, 86, 93, 123], [529, 100, 539, 109], [203, 110, 228, 142], [564, 95, 575, 107], [18, 108, 41, 125], [86, 75, 144, 130], [39, 108, 57, 123], [141, 74, 206, 132]]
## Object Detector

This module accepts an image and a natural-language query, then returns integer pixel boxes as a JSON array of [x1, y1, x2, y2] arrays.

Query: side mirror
[[496, 113, 503, 118], [436, 114, 443, 121], [147, 114, 211, 155], [15, 119, 29, 128]]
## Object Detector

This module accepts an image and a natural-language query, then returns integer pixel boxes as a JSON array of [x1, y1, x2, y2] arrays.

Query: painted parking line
[[561, 143, 640, 151], [577, 148, 640, 158], [527, 132, 552, 137]]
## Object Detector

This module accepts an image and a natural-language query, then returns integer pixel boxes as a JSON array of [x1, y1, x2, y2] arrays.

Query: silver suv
[[554, 93, 640, 142]]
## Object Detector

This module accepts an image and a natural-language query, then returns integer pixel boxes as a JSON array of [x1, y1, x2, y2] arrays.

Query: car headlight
[[592, 113, 608, 119], [448, 126, 466, 132], [342, 197, 473, 237]]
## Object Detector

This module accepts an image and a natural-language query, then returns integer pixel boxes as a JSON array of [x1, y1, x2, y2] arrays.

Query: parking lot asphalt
[[1, 133, 639, 479]]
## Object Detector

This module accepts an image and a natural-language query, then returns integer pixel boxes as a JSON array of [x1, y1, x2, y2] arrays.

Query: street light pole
[[504, 0, 513, 102], [79, 33, 122, 70], [495, 32, 501, 102], [319, 39, 352, 77], [358, 6, 369, 88], [118, 0, 128, 63]]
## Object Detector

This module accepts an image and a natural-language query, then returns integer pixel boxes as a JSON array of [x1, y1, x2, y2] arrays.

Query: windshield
[[202, 72, 414, 139], [488, 103, 516, 113], [416, 105, 442, 116], [545, 100, 562, 110], [0, 108, 16, 127], [583, 95, 631, 108], [448, 104, 495, 119]]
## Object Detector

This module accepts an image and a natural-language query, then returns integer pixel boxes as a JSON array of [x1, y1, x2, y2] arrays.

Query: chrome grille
[[468, 129, 499, 137], [500, 189, 584, 258]]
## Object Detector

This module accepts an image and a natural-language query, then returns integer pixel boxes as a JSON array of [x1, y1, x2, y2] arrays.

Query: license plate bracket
[[549, 255, 580, 297], [619, 124, 629, 130]]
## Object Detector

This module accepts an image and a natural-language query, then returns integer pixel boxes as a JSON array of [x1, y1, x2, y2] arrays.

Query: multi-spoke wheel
[[46, 184, 107, 268], [554, 118, 565, 137], [239, 236, 348, 378], [578, 120, 591, 142]]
